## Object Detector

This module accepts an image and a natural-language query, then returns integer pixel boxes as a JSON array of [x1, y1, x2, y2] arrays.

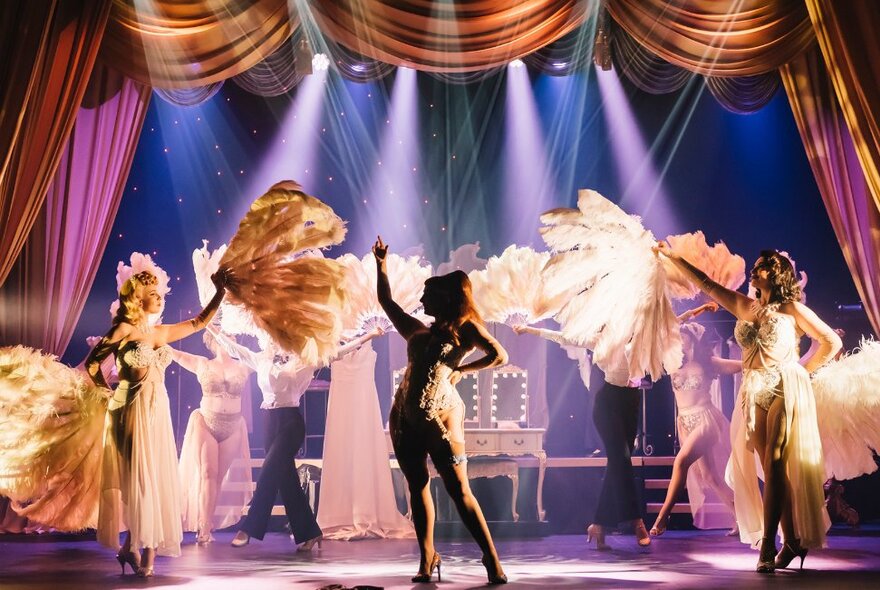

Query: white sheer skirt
[[97, 376, 183, 556], [726, 363, 830, 549]]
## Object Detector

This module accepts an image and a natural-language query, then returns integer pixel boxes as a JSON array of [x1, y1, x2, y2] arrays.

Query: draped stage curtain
[[606, 0, 813, 76], [307, 0, 590, 72], [100, 0, 296, 89], [0, 0, 111, 287], [781, 48, 880, 336], [0, 64, 151, 354]]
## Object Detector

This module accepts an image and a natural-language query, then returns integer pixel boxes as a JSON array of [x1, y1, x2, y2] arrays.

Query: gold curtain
[[100, 0, 295, 89], [805, 0, 880, 213], [781, 47, 880, 335], [0, 0, 111, 286], [308, 0, 589, 72], [607, 0, 814, 76]]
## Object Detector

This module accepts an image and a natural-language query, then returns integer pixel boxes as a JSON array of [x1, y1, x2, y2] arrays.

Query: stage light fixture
[[509, 58, 525, 69], [295, 38, 313, 75], [312, 53, 330, 72], [592, 5, 612, 71]]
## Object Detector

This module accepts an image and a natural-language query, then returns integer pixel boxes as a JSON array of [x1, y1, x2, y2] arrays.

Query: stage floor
[[2, 526, 879, 589]]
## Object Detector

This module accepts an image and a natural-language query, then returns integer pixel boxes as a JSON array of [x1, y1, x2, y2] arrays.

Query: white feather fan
[[336, 252, 432, 337], [811, 338, 880, 480], [469, 245, 567, 325], [540, 189, 682, 382]]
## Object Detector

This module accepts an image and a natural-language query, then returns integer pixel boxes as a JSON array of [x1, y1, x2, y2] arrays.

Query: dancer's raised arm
[[373, 236, 425, 340], [156, 270, 231, 345]]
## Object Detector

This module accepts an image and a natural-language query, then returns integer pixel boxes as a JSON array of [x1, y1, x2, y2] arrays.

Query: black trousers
[[592, 382, 642, 526], [240, 407, 321, 542]]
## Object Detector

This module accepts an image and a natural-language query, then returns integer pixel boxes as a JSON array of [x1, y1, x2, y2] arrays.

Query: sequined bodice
[[672, 373, 705, 391], [120, 341, 172, 371], [734, 304, 798, 369], [396, 330, 469, 416], [200, 363, 249, 400]]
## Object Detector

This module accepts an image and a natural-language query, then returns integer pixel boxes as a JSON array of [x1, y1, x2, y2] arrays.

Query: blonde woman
[[85, 268, 229, 577]]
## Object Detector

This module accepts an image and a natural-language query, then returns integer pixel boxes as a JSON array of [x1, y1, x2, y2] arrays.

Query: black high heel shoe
[[756, 537, 777, 574], [775, 540, 808, 570], [411, 552, 441, 583], [115, 550, 140, 575], [481, 555, 508, 585]]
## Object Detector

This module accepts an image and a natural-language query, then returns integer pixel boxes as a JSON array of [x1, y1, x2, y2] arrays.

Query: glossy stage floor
[[2, 526, 880, 589]]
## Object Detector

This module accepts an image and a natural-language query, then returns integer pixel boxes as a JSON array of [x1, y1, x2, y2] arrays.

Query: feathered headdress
[[109, 252, 171, 325]]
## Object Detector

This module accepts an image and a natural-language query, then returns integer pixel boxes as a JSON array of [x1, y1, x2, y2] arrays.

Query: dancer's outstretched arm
[[512, 324, 578, 347], [677, 302, 718, 322], [655, 242, 753, 321], [207, 326, 262, 372], [331, 327, 384, 362], [170, 348, 207, 375], [156, 270, 230, 345], [373, 236, 425, 339]]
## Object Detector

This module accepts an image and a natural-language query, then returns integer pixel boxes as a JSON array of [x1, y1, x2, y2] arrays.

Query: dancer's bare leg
[[652, 429, 706, 534]]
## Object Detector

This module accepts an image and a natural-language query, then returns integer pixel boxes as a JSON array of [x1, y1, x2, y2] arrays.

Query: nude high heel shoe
[[411, 552, 441, 583]]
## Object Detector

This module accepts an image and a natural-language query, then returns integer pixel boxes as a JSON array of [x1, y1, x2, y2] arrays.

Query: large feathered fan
[[811, 339, 880, 480], [336, 252, 432, 338], [0, 346, 107, 530], [192, 240, 264, 339], [540, 189, 682, 382], [468, 245, 567, 325], [219, 181, 349, 365], [108, 252, 171, 325], [663, 231, 746, 300]]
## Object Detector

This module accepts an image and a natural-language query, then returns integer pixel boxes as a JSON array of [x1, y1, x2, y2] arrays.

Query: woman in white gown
[[649, 303, 740, 536], [85, 268, 229, 576], [317, 332, 414, 539], [656, 244, 841, 572], [172, 330, 253, 545]]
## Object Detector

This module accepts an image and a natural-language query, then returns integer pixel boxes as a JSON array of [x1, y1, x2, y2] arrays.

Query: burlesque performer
[[219, 330, 380, 549], [655, 243, 841, 572], [86, 266, 231, 576], [172, 329, 253, 545], [374, 236, 508, 584], [649, 302, 740, 537]]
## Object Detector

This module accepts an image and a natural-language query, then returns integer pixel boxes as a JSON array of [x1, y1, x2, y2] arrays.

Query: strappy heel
[[634, 519, 652, 546], [650, 515, 669, 537], [756, 537, 777, 573], [775, 540, 808, 570], [411, 552, 441, 583]]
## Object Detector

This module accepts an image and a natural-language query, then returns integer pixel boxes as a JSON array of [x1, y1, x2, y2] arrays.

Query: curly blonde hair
[[112, 271, 158, 328]]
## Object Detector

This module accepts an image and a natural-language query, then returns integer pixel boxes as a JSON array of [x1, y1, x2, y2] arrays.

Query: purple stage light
[[596, 67, 679, 238], [503, 60, 556, 246]]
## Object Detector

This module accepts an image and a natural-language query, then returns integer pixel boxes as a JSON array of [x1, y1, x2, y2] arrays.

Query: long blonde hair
[[112, 271, 157, 328]]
